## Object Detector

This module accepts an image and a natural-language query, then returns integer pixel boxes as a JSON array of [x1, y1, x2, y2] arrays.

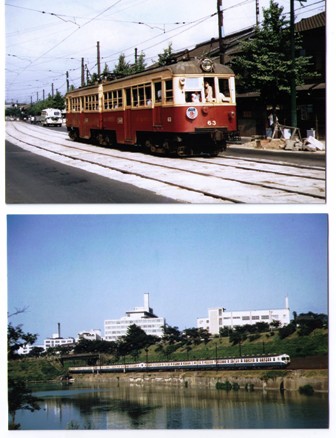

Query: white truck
[[40, 108, 63, 127]]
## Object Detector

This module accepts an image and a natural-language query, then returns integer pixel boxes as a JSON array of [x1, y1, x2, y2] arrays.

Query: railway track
[[6, 121, 325, 203]]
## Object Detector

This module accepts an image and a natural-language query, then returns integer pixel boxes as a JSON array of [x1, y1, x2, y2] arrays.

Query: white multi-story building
[[43, 323, 75, 350], [76, 329, 102, 342], [104, 293, 165, 341], [43, 335, 75, 350], [197, 297, 290, 335]]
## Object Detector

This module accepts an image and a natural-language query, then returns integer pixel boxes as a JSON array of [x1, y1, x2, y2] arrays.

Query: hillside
[[8, 328, 328, 382]]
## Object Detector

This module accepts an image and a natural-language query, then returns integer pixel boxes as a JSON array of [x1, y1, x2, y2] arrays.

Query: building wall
[[197, 300, 290, 335], [104, 316, 165, 341], [43, 337, 75, 350]]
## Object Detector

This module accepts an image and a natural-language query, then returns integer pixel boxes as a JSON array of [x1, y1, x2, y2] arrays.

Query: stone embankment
[[72, 369, 328, 392]]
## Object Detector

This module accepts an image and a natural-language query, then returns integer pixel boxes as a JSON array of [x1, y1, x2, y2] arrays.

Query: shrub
[[299, 384, 314, 395]]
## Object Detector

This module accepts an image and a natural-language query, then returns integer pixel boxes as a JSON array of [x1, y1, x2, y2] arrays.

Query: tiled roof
[[295, 11, 325, 32]]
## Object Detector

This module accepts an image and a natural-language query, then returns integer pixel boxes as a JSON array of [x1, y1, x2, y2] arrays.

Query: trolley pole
[[217, 0, 225, 64]]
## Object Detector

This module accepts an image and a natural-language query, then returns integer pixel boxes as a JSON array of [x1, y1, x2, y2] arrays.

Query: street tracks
[[6, 121, 325, 203]]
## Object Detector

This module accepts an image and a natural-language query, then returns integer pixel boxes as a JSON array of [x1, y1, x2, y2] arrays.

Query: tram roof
[[67, 59, 234, 95]]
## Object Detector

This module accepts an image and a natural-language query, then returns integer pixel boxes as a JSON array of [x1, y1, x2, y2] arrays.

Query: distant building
[[197, 297, 290, 335], [104, 293, 165, 341], [43, 335, 75, 350], [43, 322, 75, 350], [76, 329, 102, 342], [17, 344, 44, 355]]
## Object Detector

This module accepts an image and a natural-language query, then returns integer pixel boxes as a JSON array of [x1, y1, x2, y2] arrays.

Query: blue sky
[[7, 214, 328, 344], [5, 0, 325, 102]]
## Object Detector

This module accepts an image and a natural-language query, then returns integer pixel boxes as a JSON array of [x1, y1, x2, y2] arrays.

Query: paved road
[[5, 141, 179, 204]]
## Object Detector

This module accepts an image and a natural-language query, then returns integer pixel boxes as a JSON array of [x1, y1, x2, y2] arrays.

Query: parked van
[[40, 108, 63, 127]]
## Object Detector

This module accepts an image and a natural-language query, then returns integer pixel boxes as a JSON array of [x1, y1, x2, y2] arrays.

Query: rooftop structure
[[104, 293, 165, 342]]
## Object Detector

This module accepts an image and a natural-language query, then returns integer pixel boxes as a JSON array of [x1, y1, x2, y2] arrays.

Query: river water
[[14, 382, 328, 430]]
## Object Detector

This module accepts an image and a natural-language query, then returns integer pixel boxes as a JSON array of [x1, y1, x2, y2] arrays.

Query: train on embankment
[[69, 354, 291, 374], [65, 57, 239, 157]]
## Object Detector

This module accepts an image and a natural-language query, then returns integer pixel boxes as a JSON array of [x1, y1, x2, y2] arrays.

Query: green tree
[[7, 317, 41, 429], [132, 51, 147, 73], [158, 43, 173, 66], [8, 378, 41, 429], [113, 54, 132, 77], [119, 324, 158, 356], [230, 0, 317, 122], [7, 323, 38, 359]]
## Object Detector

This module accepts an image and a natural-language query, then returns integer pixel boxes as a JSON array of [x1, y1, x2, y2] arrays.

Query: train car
[[69, 354, 290, 374], [65, 58, 238, 156]]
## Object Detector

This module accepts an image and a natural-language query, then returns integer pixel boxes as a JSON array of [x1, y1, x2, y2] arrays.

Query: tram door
[[153, 80, 162, 127]]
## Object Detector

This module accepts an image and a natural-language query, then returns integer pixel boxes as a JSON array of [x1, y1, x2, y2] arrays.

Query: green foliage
[[158, 43, 173, 66], [262, 370, 288, 380], [278, 322, 296, 340], [7, 323, 38, 360], [299, 384, 314, 395], [112, 52, 147, 77], [28, 91, 65, 115], [8, 377, 41, 429], [216, 381, 232, 390], [230, 0, 318, 108]]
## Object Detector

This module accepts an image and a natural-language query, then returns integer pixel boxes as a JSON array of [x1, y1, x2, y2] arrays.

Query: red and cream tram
[[66, 58, 238, 156]]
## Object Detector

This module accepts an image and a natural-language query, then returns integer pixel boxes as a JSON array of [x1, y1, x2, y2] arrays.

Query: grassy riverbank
[[8, 328, 328, 383]]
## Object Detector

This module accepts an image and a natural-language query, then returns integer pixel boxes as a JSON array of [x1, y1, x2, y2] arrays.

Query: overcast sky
[[7, 214, 328, 344], [5, 0, 326, 103]]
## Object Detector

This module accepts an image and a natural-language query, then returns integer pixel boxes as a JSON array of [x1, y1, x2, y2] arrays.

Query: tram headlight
[[200, 58, 214, 73]]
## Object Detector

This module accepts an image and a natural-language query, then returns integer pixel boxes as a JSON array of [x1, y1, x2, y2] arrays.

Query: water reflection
[[15, 382, 328, 430]]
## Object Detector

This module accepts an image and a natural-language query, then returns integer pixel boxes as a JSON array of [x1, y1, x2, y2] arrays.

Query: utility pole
[[81, 58, 85, 87], [217, 0, 225, 64], [290, 0, 297, 127], [66, 71, 69, 93], [97, 41, 101, 77], [256, 0, 260, 27], [51, 83, 54, 97], [290, 0, 307, 127]]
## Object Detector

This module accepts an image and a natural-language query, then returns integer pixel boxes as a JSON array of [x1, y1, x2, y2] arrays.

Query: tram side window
[[85, 94, 99, 111], [145, 84, 152, 105], [165, 79, 173, 103], [218, 78, 231, 103], [70, 97, 81, 112], [126, 88, 131, 107], [104, 91, 113, 109], [154, 81, 162, 103]]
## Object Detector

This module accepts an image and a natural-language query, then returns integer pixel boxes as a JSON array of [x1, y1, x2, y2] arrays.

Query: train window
[[154, 81, 162, 103], [165, 79, 173, 102], [70, 97, 81, 112], [145, 84, 152, 105], [204, 77, 215, 102], [104, 91, 112, 109], [85, 94, 99, 111], [132, 87, 138, 107], [125, 88, 131, 106], [113, 90, 122, 108], [218, 78, 231, 103]]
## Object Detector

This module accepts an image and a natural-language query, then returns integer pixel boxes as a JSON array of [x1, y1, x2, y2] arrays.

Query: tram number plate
[[207, 120, 217, 126]]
